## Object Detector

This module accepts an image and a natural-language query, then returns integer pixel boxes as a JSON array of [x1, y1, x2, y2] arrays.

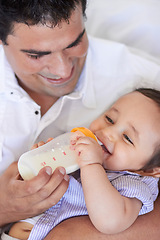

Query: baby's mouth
[[101, 144, 111, 154], [97, 138, 111, 155]]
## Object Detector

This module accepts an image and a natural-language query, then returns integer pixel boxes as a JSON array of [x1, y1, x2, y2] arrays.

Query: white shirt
[[0, 36, 160, 174]]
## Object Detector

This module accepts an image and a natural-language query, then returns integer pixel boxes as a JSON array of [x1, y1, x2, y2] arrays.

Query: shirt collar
[[0, 46, 22, 92]]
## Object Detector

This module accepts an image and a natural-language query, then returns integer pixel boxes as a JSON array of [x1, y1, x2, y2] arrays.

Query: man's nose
[[47, 52, 73, 78]]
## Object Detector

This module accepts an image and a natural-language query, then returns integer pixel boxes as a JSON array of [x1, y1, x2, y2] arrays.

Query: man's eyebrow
[[20, 49, 51, 56], [66, 28, 85, 49], [20, 28, 85, 55]]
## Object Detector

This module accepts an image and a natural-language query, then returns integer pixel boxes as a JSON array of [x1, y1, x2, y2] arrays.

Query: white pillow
[[86, 0, 160, 61]]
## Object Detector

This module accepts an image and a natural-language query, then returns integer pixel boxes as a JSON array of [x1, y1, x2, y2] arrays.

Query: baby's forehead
[[112, 91, 155, 108], [115, 91, 142, 102], [108, 92, 160, 122]]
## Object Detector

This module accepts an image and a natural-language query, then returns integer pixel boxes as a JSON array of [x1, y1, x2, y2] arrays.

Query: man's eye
[[123, 134, 133, 145], [105, 116, 114, 124], [72, 38, 82, 47], [67, 38, 82, 49], [28, 55, 40, 59]]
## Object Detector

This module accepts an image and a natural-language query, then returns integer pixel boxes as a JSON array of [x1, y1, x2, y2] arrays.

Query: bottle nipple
[[71, 127, 97, 142]]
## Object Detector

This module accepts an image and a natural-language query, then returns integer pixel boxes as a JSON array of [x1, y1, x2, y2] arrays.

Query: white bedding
[[86, 0, 160, 61]]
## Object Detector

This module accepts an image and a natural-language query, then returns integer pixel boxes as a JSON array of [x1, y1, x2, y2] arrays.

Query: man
[[0, 0, 160, 239]]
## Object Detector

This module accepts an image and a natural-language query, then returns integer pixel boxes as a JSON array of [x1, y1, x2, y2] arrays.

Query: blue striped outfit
[[28, 171, 159, 240]]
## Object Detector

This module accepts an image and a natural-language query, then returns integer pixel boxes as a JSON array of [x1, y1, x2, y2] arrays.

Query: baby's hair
[[136, 88, 160, 109], [135, 88, 160, 172]]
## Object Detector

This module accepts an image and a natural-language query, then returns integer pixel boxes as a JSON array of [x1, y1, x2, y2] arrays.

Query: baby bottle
[[18, 127, 97, 180]]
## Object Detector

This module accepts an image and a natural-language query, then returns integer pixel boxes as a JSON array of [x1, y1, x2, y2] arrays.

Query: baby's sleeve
[[110, 174, 159, 215]]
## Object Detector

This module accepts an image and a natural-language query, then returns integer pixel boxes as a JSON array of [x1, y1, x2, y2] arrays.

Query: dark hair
[[0, 0, 87, 44], [136, 88, 160, 109], [135, 88, 160, 172]]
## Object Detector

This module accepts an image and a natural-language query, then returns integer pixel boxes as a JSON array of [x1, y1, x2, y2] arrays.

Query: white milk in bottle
[[18, 127, 97, 180]]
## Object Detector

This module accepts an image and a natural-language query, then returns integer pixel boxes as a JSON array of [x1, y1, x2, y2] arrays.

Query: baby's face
[[90, 92, 160, 172]]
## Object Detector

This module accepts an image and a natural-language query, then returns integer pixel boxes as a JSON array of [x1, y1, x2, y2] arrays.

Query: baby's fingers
[[46, 138, 53, 143], [31, 141, 45, 150]]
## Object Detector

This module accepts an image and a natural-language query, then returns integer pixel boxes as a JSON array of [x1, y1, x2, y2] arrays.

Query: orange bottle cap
[[71, 127, 97, 142]]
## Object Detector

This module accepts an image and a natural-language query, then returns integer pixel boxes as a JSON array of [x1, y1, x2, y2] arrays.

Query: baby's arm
[[81, 164, 142, 234], [73, 136, 142, 234]]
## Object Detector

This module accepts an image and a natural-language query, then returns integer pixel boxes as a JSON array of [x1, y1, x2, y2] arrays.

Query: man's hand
[[0, 161, 69, 226]]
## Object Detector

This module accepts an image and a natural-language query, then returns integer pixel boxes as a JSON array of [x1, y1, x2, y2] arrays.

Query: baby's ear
[[136, 168, 160, 178], [143, 167, 160, 178], [151, 167, 160, 178]]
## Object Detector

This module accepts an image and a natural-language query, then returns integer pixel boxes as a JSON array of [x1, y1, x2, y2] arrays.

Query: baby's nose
[[105, 127, 118, 143]]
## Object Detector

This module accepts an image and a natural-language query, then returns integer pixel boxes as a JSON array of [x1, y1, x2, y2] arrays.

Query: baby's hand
[[31, 138, 53, 150], [70, 133, 103, 168], [70, 130, 86, 145]]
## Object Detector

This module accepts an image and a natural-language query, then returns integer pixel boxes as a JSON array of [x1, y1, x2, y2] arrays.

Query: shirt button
[[35, 110, 39, 115]]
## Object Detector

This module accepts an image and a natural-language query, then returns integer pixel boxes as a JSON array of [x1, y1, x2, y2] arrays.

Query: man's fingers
[[0, 163, 69, 225], [12, 166, 68, 199], [4, 161, 19, 178], [15, 168, 69, 215], [29, 177, 69, 214], [31, 167, 69, 202]]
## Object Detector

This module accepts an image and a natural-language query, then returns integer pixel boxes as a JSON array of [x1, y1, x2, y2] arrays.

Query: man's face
[[1, 6, 88, 99]]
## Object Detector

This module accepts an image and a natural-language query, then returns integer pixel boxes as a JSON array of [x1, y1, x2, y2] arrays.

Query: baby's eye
[[123, 134, 133, 145], [105, 116, 114, 124]]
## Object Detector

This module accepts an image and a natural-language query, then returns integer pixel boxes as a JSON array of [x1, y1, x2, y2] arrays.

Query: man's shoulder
[[87, 36, 134, 78], [87, 36, 160, 78], [88, 35, 127, 57], [88, 36, 160, 64]]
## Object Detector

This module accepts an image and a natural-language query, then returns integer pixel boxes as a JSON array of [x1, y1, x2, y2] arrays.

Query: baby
[[5, 88, 160, 240]]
